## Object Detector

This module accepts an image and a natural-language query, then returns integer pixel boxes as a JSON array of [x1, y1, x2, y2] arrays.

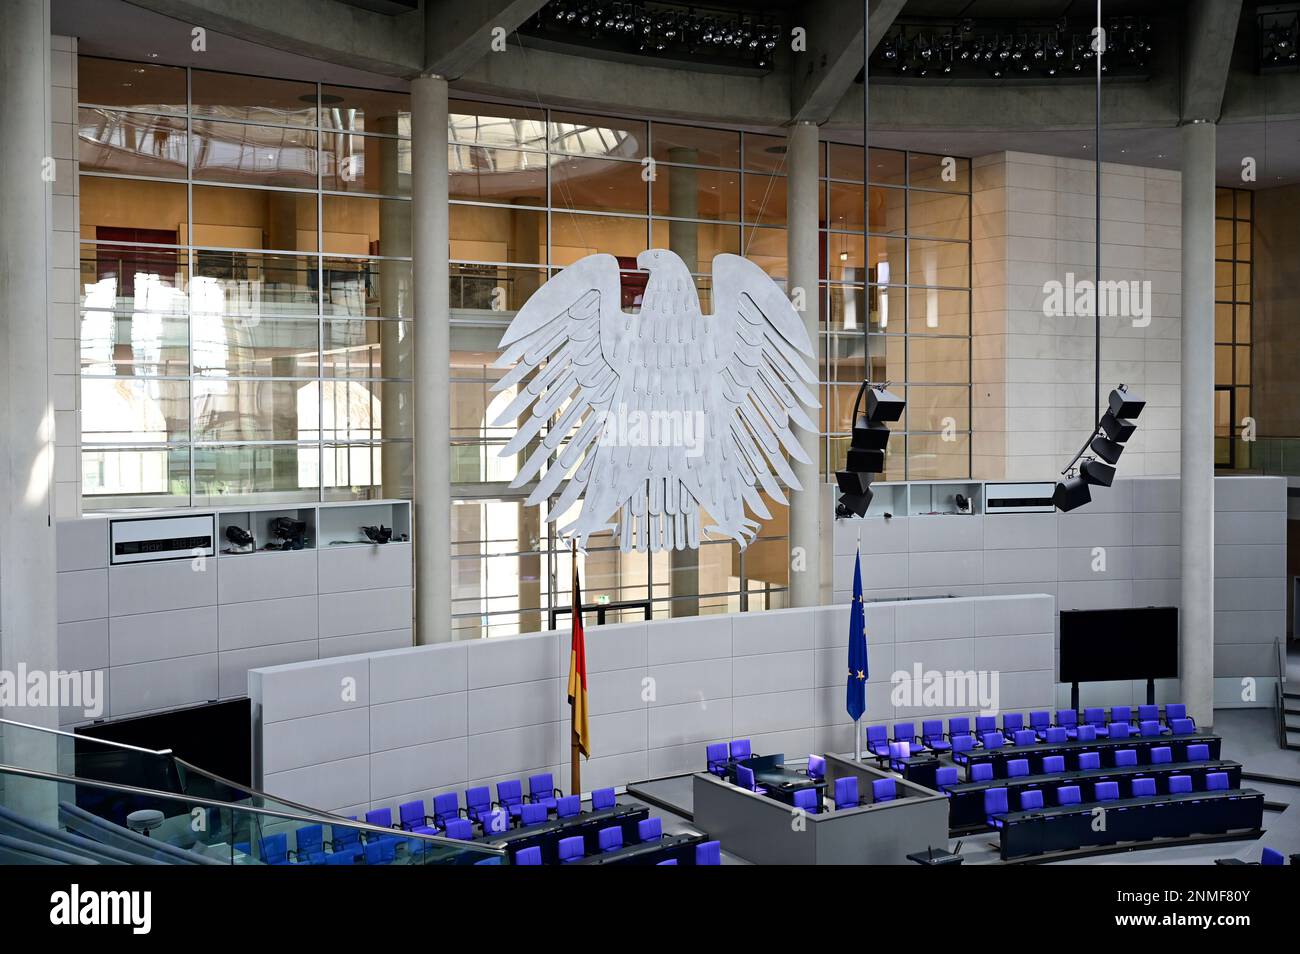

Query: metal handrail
[[1277, 636, 1287, 749], [0, 761, 505, 857], [2, 717, 365, 825]]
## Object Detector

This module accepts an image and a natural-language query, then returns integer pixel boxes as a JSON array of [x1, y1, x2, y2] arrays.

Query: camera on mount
[[224, 524, 254, 551], [362, 524, 392, 545], [268, 517, 308, 550]]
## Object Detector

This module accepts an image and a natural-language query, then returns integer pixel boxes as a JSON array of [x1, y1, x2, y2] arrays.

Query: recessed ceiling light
[[148, 52, 159, 58]]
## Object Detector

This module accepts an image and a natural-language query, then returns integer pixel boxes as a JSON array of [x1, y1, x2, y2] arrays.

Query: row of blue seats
[[867, 705, 1198, 760], [704, 738, 755, 776], [363, 777, 622, 842], [951, 742, 1215, 783], [497, 822, 721, 865], [977, 771, 1235, 824], [247, 824, 370, 866]]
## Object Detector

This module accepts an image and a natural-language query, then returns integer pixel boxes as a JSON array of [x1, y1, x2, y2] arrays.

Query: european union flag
[[846, 549, 867, 722]]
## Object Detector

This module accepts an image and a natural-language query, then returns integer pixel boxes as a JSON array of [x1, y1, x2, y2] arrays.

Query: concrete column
[[666, 151, 700, 616], [412, 75, 450, 643], [1, 0, 59, 817], [786, 121, 822, 607], [1180, 120, 1216, 728], [378, 123, 413, 499]]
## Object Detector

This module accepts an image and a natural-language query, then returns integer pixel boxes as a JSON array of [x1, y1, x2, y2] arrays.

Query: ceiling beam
[[1180, 0, 1244, 123], [122, 0, 422, 76], [454, 43, 788, 127], [790, 0, 906, 124], [423, 0, 549, 79]]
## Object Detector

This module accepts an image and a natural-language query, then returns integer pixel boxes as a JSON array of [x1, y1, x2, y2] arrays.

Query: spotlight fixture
[[870, 15, 1155, 81], [1054, 385, 1144, 511], [836, 384, 906, 518], [525, 1, 782, 72], [1090, 432, 1124, 466], [1053, 474, 1092, 512], [1258, 7, 1300, 72], [1080, 458, 1116, 487], [1098, 408, 1137, 442]]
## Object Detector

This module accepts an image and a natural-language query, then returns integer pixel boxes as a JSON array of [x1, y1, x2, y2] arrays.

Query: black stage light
[[1108, 385, 1145, 419], [852, 418, 891, 450], [847, 448, 885, 472], [1080, 458, 1116, 487], [1053, 476, 1092, 512], [866, 387, 906, 423], [836, 469, 873, 497], [1090, 433, 1124, 465], [1099, 408, 1137, 442], [836, 470, 874, 518], [837, 383, 905, 518], [837, 488, 874, 519]]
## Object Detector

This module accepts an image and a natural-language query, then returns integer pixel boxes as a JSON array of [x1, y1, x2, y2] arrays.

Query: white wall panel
[[251, 594, 1054, 815]]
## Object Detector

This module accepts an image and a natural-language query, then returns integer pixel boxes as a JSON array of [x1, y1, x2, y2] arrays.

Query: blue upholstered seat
[[871, 777, 897, 803]]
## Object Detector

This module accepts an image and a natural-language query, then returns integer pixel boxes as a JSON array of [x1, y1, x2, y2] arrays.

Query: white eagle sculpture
[[491, 249, 820, 553]]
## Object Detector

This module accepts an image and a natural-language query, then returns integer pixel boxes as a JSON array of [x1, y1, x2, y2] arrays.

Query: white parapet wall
[[54, 501, 414, 725], [829, 475, 1287, 709], [249, 593, 1053, 817]]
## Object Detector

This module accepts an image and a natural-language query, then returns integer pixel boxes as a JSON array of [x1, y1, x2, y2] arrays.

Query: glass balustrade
[[0, 762, 506, 866]]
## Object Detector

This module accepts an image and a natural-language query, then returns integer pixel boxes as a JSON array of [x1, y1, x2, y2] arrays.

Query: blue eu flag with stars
[[846, 549, 867, 722]]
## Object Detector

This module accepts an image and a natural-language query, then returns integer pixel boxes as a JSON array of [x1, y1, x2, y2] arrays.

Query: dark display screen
[[77, 699, 252, 788], [1059, 606, 1179, 682], [114, 535, 212, 556]]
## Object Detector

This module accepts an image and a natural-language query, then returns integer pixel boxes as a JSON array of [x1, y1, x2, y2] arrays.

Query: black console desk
[[476, 804, 648, 862], [944, 759, 1242, 830], [959, 733, 1221, 779], [730, 754, 826, 807], [997, 788, 1263, 860], [571, 832, 705, 865]]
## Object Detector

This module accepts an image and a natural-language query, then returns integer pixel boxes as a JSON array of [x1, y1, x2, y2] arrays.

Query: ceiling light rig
[[1258, 5, 1300, 71], [836, 383, 906, 518], [1054, 385, 1145, 512], [872, 16, 1153, 81], [524, 1, 782, 71]]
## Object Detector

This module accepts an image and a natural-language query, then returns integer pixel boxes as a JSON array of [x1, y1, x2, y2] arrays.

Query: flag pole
[[570, 538, 581, 798], [855, 718, 862, 763]]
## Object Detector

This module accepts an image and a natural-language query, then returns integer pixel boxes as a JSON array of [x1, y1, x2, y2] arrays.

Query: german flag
[[567, 545, 590, 760]]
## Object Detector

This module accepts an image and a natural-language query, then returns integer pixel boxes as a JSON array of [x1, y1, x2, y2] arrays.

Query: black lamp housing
[[1080, 458, 1116, 487], [1053, 476, 1092, 512], [836, 383, 905, 519], [1108, 385, 1145, 419]]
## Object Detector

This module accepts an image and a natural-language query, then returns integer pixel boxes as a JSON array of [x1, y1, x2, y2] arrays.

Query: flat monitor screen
[[1059, 606, 1178, 683], [75, 698, 251, 788]]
